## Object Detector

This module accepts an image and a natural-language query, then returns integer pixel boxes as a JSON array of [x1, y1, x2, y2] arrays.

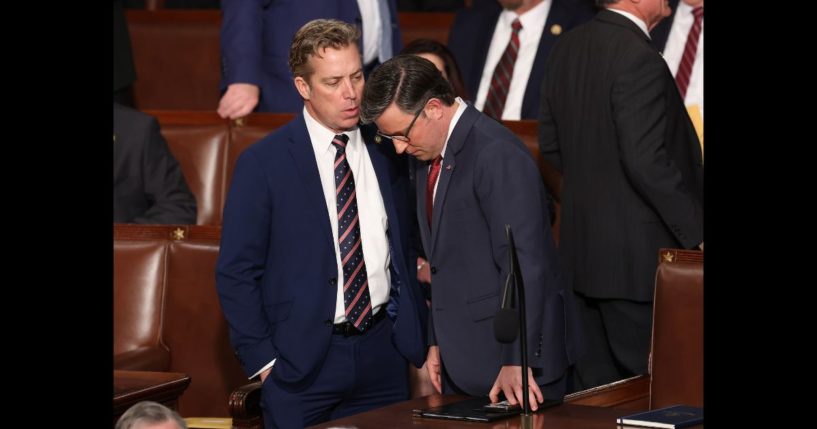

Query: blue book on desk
[[617, 405, 703, 428]]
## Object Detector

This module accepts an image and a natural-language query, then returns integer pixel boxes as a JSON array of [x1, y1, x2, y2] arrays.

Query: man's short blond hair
[[288, 19, 361, 80]]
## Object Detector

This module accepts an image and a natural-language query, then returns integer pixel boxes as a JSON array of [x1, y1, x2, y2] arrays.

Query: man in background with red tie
[[361, 55, 577, 409], [538, 0, 703, 391], [447, 0, 594, 120], [216, 20, 427, 429]]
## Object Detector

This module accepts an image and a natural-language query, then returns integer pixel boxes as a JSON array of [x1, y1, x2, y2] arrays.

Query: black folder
[[413, 396, 562, 422]]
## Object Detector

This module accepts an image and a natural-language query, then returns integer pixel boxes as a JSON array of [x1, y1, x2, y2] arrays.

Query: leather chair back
[[649, 249, 704, 409], [114, 240, 171, 370]]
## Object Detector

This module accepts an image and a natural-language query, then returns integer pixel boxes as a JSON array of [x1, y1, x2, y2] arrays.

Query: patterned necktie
[[331, 134, 372, 332], [675, 6, 704, 99], [426, 156, 443, 228], [484, 19, 523, 120]]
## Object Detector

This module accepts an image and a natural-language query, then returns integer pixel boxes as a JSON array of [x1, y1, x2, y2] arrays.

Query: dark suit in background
[[538, 8, 703, 390], [220, 0, 402, 113], [113, 104, 197, 224], [447, 0, 594, 119]]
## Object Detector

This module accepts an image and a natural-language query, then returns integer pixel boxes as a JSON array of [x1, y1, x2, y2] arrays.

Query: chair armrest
[[229, 381, 263, 429], [114, 346, 171, 371]]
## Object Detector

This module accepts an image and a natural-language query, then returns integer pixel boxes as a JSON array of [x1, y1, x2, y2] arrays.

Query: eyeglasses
[[377, 107, 424, 143]]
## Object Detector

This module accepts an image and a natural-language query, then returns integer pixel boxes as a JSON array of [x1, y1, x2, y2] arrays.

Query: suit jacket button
[[430, 266, 437, 274], [329, 277, 337, 286]]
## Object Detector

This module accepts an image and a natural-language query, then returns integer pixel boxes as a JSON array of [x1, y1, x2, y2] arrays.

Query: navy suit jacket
[[220, 0, 402, 113], [216, 113, 427, 391], [418, 104, 576, 396], [447, 0, 594, 119]]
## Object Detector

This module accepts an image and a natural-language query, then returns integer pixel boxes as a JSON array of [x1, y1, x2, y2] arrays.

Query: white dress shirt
[[661, 2, 704, 118], [474, 1, 552, 120], [357, 0, 391, 65], [251, 109, 392, 379], [303, 108, 391, 324]]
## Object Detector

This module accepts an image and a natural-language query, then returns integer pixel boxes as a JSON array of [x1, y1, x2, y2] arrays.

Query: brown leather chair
[[649, 248, 703, 409], [114, 240, 171, 371], [114, 224, 249, 418], [161, 124, 229, 226]]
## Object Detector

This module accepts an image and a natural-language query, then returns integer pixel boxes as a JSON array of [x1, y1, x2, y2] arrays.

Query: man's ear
[[294, 76, 311, 100], [424, 98, 444, 120]]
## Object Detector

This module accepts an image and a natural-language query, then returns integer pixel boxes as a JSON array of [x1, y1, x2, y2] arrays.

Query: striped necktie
[[484, 19, 523, 120], [331, 134, 373, 332], [675, 6, 704, 99]]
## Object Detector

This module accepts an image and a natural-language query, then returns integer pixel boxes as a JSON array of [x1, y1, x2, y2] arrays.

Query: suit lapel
[[429, 105, 480, 257], [286, 113, 334, 247]]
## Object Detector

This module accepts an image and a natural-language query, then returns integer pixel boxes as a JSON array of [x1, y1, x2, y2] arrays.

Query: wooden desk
[[307, 394, 703, 429], [114, 370, 191, 426]]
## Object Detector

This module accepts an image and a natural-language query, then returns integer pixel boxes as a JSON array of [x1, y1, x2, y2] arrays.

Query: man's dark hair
[[360, 54, 455, 124], [596, 0, 618, 6]]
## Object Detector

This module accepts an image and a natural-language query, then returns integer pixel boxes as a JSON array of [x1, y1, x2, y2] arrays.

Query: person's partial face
[[374, 99, 445, 162], [415, 53, 448, 80], [682, 0, 703, 7], [295, 44, 364, 133], [641, 0, 673, 29]]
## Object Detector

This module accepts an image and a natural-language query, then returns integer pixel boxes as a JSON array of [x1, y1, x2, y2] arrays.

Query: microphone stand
[[506, 225, 531, 416]]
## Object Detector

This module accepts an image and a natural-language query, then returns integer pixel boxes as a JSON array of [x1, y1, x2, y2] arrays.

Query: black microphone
[[492, 225, 531, 416], [494, 272, 519, 343]]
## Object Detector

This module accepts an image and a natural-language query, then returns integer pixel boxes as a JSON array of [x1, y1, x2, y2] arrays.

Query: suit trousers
[[260, 317, 409, 428], [572, 293, 652, 391]]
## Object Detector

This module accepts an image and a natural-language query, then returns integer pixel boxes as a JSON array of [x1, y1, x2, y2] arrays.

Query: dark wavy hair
[[360, 55, 455, 124], [400, 38, 469, 100]]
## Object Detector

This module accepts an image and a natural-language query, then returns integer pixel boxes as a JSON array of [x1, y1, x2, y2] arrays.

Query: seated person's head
[[115, 401, 187, 429], [400, 38, 469, 100]]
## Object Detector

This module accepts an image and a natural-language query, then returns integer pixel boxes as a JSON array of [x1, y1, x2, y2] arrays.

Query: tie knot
[[692, 6, 703, 20], [432, 156, 442, 167], [332, 134, 349, 152], [511, 19, 522, 33]]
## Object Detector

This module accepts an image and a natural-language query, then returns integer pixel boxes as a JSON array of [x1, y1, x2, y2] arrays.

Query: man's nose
[[393, 141, 408, 154]]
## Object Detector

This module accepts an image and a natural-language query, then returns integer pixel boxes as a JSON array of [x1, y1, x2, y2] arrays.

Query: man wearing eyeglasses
[[216, 21, 427, 429], [361, 55, 577, 410]]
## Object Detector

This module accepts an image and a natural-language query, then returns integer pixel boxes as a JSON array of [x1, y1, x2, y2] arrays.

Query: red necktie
[[331, 134, 372, 332], [484, 19, 522, 120], [426, 156, 443, 228], [675, 6, 704, 99]]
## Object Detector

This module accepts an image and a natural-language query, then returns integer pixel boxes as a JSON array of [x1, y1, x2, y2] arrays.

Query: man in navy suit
[[361, 55, 577, 409], [447, 0, 594, 120], [217, 0, 402, 119], [216, 20, 427, 429]]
